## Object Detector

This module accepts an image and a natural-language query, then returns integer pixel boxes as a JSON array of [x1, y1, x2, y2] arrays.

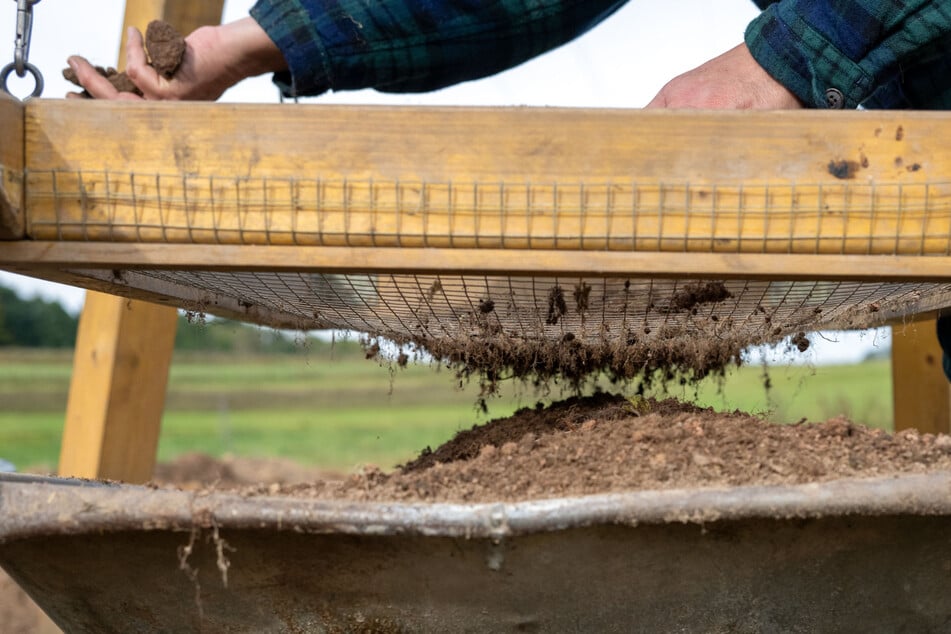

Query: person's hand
[[646, 43, 803, 109], [67, 18, 286, 101]]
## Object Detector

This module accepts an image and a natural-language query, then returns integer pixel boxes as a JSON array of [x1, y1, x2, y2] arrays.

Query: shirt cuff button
[[825, 88, 845, 109]]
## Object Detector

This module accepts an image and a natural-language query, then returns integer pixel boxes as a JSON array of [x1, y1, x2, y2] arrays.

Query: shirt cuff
[[744, 3, 875, 109], [250, 0, 334, 97]]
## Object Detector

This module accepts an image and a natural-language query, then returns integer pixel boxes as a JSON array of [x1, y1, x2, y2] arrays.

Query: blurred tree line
[[0, 285, 350, 354]]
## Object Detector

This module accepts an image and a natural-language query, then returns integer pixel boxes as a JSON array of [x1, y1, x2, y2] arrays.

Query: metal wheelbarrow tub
[[1, 472, 950, 633]]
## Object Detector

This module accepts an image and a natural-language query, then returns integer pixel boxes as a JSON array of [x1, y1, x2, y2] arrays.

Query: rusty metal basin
[[1, 472, 950, 633]]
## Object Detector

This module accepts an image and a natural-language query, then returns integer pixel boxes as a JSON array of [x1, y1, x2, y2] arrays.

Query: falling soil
[[379, 327, 749, 398], [63, 20, 185, 95], [245, 393, 951, 504]]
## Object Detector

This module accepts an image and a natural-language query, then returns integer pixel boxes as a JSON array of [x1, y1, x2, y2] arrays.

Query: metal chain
[[1, 0, 44, 99]]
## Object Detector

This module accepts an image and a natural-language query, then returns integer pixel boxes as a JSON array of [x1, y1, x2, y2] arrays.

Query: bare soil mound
[[0, 570, 38, 634], [268, 394, 951, 503], [152, 453, 341, 490]]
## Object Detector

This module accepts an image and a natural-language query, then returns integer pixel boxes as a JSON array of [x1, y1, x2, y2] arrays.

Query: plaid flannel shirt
[[251, 0, 951, 109], [749, 0, 951, 109]]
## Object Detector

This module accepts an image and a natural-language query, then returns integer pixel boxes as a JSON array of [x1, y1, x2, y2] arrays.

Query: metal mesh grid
[[115, 272, 938, 336], [67, 268, 951, 369], [20, 166, 951, 381], [25, 170, 951, 255]]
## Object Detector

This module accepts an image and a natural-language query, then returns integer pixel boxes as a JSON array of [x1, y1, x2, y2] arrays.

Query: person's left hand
[[646, 43, 803, 109]]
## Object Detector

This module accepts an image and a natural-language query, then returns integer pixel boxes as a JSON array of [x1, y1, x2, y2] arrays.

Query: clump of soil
[[263, 394, 951, 504], [379, 327, 749, 397], [144, 20, 186, 77], [791, 331, 811, 352], [666, 281, 733, 312], [63, 20, 186, 95], [62, 65, 140, 95]]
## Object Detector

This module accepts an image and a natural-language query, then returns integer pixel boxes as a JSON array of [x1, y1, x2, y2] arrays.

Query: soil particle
[[791, 331, 810, 352], [827, 159, 861, 180], [261, 394, 951, 504]]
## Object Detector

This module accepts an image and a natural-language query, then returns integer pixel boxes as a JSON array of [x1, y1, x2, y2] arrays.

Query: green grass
[[0, 348, 893, 472]]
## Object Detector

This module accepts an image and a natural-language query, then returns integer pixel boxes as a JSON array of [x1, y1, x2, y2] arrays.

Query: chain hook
[[14, 0, 40, 76], [2, 0, 43, 99]]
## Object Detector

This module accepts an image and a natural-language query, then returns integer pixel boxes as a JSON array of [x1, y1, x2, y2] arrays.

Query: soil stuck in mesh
[[260, 393, 951, 504]]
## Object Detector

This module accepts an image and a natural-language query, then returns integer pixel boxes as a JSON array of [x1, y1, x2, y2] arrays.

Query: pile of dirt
[[152, 453, 341, 490], [256, 393, 951, 503], [63, 20, 185, 95], [0, 570, 39, 634]]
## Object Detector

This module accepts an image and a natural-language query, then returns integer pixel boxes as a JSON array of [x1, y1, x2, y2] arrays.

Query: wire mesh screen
[[20, 167, 951, 384], [25, 170, 951, 255], [65, 267, 951, 387]]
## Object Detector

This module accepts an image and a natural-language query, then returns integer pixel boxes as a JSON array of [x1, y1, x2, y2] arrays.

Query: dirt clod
[[63, 65, 141, 96], [546, 286, 568, 325], [63, 20, 186, 94], [145, 20, 186, 78], [667, 281, 733, 312], [791, 332, 810, 352]]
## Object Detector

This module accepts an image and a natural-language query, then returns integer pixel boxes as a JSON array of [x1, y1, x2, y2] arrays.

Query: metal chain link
[[1, 0, 44, 99]]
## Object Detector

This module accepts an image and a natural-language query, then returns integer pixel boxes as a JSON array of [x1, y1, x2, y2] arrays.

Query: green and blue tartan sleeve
[[746, 0, 951, 109], [250, 0, 628, 97]]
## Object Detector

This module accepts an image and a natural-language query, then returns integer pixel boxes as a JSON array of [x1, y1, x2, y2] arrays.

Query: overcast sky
[[0, 0, 888, 362]]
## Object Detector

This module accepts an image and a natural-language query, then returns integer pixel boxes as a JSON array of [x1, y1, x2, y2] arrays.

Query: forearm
[[216, 17, 288, 83], [745, 0, 951, 109], [250, 0, 629, 97]]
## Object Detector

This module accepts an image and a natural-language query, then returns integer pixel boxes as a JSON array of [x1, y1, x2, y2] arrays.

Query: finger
[[66, 91, 91, 100], [125, 26, 164, 98], [67, 56, 120, 100]]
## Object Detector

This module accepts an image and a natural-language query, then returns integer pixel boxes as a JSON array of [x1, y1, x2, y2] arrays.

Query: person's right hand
[[67, 17, 287, 102]]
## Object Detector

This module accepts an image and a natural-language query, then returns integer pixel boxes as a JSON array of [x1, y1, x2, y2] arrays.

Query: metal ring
[[0, 61, 43, 99]]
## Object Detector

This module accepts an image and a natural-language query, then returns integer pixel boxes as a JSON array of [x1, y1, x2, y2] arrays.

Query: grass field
[[0, 347, 893, 472]]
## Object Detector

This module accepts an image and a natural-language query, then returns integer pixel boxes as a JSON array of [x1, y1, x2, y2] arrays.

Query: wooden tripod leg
[[59, 292, 179, 481], [58, 0, 226, 483], [891, 318, 951, 434]]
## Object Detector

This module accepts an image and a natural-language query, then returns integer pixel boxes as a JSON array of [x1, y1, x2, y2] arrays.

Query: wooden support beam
[[0, 92, 24, 239], [892, 319, 951, 434], [58, 293, 179, 480], [8, 243, 951, 282], [58, 0, 224, 484], [22, 104, 951, 254]]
